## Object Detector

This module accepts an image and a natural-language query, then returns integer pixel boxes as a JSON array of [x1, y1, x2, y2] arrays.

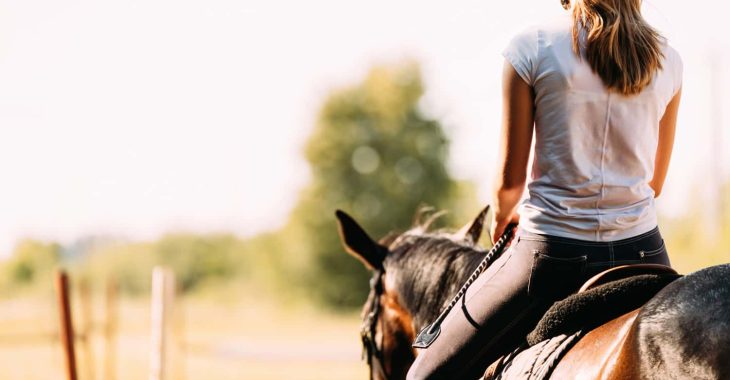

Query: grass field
[[0, 293, 367, 380]]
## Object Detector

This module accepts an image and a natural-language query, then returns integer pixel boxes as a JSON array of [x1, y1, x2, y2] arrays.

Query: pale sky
[[0, 0, 728, 256]]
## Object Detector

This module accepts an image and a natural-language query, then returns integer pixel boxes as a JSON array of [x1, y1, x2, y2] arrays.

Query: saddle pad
[[526, 273, 681, 346], [483, 332, 583, 380]]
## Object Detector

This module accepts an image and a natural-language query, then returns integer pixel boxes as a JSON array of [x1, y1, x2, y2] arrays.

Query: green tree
[[79, 233, 248, 295], [1, 239, 61, 288], [154, 234, 240, 292], [287, 59, 478, 309]]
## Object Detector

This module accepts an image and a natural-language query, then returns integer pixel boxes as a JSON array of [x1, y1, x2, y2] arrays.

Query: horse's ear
[[335, 209, 387, 270], [453, 205, 491, 244]]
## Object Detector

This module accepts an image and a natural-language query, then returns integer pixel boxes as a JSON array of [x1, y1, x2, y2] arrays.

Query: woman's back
[[503, 15, 683, 241], [407, 3, 682, 378]]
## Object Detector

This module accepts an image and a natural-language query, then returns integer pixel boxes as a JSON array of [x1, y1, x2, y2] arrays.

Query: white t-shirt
[[502, 15, 683, 241]]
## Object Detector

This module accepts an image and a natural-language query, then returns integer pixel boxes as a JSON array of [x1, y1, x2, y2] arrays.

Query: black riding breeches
[[406, 226, 670, 380]]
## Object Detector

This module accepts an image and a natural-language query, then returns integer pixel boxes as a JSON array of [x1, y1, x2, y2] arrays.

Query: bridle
[[360, 267, 390, 380]]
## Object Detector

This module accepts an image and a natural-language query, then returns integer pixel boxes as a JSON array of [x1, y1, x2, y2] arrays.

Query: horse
[[334, 207, 730, 380]]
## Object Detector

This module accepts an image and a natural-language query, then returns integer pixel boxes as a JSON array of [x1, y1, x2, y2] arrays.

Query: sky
[[0, 0, 728, 256]]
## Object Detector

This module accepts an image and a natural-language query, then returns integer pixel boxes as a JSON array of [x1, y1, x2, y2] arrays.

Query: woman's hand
[[491, 211, 520, 245]]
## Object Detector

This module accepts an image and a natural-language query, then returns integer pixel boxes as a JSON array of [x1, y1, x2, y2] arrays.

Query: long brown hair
[[564, 0, 665, 95]]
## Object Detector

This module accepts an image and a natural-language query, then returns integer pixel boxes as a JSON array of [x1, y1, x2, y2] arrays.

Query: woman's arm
[[649, 87, 682, 198], [490, 60, 535, 243]]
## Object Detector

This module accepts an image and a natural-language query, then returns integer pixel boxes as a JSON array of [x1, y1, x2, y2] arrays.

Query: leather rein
[[360, 225, 518, 379]]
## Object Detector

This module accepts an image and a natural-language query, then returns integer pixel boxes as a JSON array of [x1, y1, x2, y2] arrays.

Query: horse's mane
[[381, 210, 487, 332]]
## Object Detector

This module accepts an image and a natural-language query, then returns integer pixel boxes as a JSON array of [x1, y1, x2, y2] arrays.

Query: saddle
[[483, 264, 681, 380], [578, 264, 678, 293]]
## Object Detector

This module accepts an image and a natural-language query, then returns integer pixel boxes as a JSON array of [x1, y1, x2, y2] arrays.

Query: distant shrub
[[0, 239, 60, 291]]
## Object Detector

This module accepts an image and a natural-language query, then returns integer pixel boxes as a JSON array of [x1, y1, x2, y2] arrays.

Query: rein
[[361, 267, 390, 380], [412, 223, 517, 349], [360, 224, 518, 379]]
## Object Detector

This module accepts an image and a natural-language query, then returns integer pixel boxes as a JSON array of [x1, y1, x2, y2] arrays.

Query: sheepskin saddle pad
[[527, 270, 682, 346], [484, 268, 682, 380]]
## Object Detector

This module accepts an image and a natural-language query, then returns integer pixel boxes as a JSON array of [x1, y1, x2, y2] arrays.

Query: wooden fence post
[[173, 279, 186, 380], [104, 277, 118, 380], [149, 267, 175, 380], [55, 270, 78, 380], [79, 278, 96, 380]]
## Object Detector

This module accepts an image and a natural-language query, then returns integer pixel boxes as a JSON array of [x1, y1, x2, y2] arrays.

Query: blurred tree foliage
[[660, 181, 730, 274], [154, 234, 239, 291], [0, 60, 483, 307], [78, 234, 254, 295], [0, 239, 60, 291], [285, 60, 479, 309]]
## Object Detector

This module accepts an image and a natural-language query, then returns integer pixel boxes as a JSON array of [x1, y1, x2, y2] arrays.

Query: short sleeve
[[502, 27, 539, 86], [669, 47, 683, 96]]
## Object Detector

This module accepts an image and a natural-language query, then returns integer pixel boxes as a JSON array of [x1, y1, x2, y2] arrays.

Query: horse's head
[[335, 206, 491, 380]]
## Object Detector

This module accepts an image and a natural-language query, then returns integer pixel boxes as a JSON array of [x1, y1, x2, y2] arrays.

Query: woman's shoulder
[[661, 42, 683, 67], [659, 41, 683, 92], [503, 15, 573, 85], [508, 15, 573, 48]]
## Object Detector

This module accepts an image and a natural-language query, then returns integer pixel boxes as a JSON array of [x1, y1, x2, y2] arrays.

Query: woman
[[407, 0, 682, 378]]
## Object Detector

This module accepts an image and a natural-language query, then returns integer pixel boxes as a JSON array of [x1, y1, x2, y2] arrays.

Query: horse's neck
[[405, 249, 484, 332]]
